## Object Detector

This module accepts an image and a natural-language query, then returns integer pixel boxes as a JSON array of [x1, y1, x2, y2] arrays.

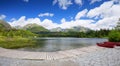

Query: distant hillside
[[0, 20, 11, 30], [50, 27, 63, 32], [23, 23, 49, 33], [67, 26, 90, 32], [50, 26, 90, 32]]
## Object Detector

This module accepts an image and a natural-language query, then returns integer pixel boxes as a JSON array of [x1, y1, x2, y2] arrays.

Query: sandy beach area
[[0, 46, 120, 66]]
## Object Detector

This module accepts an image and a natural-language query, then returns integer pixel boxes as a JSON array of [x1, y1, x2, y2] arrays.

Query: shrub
[[108, 30, 120, 42]]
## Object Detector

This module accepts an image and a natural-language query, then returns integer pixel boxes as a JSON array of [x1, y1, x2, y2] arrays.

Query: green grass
[[0, 36, 36, 49]]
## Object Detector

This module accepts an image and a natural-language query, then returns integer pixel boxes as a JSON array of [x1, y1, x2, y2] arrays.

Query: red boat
[[97, 42, 120, 48], [116, 42, 120, 46]]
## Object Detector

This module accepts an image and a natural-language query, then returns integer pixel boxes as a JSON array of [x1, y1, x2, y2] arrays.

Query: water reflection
[[18, 37, 108, 52]]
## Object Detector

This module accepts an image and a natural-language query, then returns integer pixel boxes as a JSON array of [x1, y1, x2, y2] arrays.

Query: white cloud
[[23, 0, 29, 2], [9, 0, 120, 30], [53, 0, 83, 10], [74, 0, 82, 5], [41, 19, 58, 29], [52, 0, 102, 10], [0, 14, 6, 20], [94, 17, 119, 30], [59, 17, 119, 30], [9, 16, 41, 27], [87, 1, 114, 18], [86, 0, 120, 30], [8, 16, 119, 30], [8, 16, 58, 29], [90, 0, 102, 4], [53, 0, 72, 10], [53, 0, 58, 5], [61, 18, 66, 23], [100, 4, 120, 18], [38, 13, 54, 17], [59, 19, 94, 29], [75, 9, 88, 20], [8, 16, 94, 29]]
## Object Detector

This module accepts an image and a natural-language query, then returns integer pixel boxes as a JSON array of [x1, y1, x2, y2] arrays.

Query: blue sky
[[0, 0, 120, 30]]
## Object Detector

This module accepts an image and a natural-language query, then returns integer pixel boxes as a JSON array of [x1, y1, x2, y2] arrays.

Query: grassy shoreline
[[0, 36, 36, 49]]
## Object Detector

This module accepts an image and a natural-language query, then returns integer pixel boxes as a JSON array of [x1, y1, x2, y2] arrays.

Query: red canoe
[[97, 42, 120, 48]]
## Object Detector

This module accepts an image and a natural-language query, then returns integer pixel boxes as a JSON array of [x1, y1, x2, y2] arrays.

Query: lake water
[[18, 37, 108, 52]]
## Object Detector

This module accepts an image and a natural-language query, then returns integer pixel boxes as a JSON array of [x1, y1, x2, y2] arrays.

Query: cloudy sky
[[0, 0, 120, 30]]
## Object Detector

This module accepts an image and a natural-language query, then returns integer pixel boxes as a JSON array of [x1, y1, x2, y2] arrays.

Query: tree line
[[35, 29, 110, 38]]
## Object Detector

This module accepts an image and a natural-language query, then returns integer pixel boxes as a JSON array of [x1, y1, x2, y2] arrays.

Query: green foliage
[[108, 30, 120, 42], [0, 21, 41, 49], [109, 18, 120, 42], [0, 36, 36, 49], [0, 29, 38, 49]]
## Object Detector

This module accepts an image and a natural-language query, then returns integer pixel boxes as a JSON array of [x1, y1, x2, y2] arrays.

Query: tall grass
[[0, 36, 36, 49]]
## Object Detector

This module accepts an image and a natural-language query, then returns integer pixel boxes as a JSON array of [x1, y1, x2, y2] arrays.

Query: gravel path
[[0, 46, 120, 66]]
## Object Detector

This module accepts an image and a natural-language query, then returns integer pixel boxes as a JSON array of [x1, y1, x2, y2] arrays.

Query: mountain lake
[[17, 37, 108, 52]]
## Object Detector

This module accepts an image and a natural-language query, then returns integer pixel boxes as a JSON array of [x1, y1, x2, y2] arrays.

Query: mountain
[[14, 26, 23, 29], [0, 20, 11, 30], [23, 23, 49, 33], [50, 27, 63, 32], [67, 26, 90, 32], [50, 26, 90, 32]]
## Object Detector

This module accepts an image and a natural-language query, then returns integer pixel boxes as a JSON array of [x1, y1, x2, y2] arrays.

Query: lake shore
[[0, 46, 120, 66]]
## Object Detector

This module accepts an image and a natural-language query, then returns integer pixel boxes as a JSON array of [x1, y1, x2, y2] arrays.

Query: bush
[[108, 30, 120, 42]]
